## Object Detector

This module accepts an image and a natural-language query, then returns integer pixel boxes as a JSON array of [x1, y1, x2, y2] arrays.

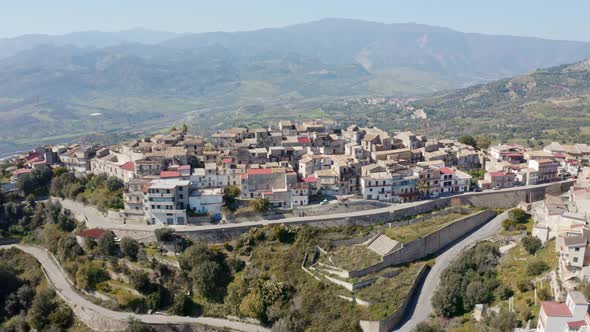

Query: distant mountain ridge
[[2, 18, 590, 155]]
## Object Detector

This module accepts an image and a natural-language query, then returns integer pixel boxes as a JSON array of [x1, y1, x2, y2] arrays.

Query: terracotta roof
[[541, 301, 572, 317], [78, 228, 110, 239], [568, 320, 586, 328], [247, 168, 275, 175], [297, 137, 311, 144], [178, 165, 191, 170], [223, 158, 232, 164], [14, 168, 32, 175], [439, 167, 454, 175], [160, 171, 181, 178], [119, 161, 135, 171], [488, 171, 506, 177], [302, 176, 318, 183]]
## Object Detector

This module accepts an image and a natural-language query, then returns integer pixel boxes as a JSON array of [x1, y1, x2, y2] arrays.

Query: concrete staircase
[[367, 234, 400, 256]]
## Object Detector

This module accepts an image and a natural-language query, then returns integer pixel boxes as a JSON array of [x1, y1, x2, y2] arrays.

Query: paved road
[[1, 244, 269, 332], [395, 210, 511, 332], [61, 180, 572, 234]]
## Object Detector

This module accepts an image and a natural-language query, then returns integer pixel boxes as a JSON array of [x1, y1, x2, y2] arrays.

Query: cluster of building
[[481, 141, 587, 189], [7, 119, 583, 226]]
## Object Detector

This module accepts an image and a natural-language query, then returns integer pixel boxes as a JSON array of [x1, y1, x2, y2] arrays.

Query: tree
[[29, 289, 56, 330], [250, 198, 270, 213], [475, 135, 492, 150], [464, 281, 488, 311], [458, 135, 477, 148], [181, 123, 188, 134], [223, 185, 241, 207], [416, 180, 430, 198], [146, 291, 162, 311], [120, 237, 140, 261], [97, 232, 117, 257], [477, 309, 518, 332], [522, 236, 543, 254], [57, 236, 83, 261], [106, 176, 124, 192], [169, 293, 194, 316], [414, 322, 445, 332], [155, 228, 175, 242], [126, 318, 155, 332], [509, 209, 528, 224], [129, 270, 154, 294], [189, 260, 225, 300]]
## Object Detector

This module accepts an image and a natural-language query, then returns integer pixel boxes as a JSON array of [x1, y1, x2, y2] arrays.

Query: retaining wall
[[348, 210, 497, 278], [359, 265, 430, 332]]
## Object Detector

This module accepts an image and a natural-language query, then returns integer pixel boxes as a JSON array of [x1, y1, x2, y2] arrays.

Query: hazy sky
[[2, 0, 589, 41]]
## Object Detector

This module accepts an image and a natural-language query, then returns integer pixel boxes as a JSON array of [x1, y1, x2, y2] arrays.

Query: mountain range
[[2, 18, 590, 155]]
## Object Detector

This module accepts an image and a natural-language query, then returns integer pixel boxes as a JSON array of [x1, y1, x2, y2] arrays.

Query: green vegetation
[[250, 198, 270, 213], [502, 208, 530, 232], [319, 245, 382, 271], [50, 172, 124, 211], [355, 263, 425, 320], [383, 209, 479, 243], [432, 243, 502, 318], [0, 248, 78, 331]]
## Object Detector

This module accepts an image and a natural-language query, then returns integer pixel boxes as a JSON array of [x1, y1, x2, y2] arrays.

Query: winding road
[[0, 244, 269, 332], [395, 210, 510, 332]]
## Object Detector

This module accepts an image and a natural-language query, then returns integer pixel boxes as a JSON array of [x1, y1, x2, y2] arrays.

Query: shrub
[[522, 236, 543, 254], [155, 228, 175, 242], [120, 237, 140, 261], [509, 209, 528, 224], [517, 279, 530, 292], [97, 232, 117, 257], [527, 261, 549, 276], [494, 285, 514, 300], [250, 198, 270, 213]]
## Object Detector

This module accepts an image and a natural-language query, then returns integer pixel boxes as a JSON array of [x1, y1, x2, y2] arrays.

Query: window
[[574, 257, 579, 263], [575, 248, 581, 252]]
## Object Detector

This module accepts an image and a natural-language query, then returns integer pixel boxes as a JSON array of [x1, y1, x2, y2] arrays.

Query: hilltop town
[[2, 120, 582, 226], [1, 120, 590, 332]]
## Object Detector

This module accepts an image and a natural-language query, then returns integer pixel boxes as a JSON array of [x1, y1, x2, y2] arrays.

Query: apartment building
[[144, 179, 190, 225], [537, 291, 589, 332]]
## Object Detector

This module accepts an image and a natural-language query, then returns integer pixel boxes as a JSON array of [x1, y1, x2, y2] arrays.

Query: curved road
[[1, 244, 269, 332], [395, 210, 510, 332]]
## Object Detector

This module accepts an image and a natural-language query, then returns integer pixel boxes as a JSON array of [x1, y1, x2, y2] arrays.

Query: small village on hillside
[[2, 120, 590, 332]]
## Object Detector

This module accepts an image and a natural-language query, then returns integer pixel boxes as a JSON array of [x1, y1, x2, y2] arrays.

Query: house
[[360, 171, 393, 201], [144, 179, 191, 225], [536, 291, 589, 332], [76, 228, 112, 248], [529, 159, 560, 184], [478, 171, 516, 190], [188, 188, 224, 218]]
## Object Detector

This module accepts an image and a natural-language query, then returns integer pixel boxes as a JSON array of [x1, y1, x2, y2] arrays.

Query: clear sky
[[2, 0, 589, 41]]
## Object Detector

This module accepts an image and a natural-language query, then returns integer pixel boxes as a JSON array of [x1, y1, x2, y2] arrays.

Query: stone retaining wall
[[348, 210, 497, 278], [359, 265, 430, 332]]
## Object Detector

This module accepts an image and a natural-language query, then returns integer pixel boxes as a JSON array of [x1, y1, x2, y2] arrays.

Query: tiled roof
[[439, 167, 454, 175], [488, 171, 505, 177], [568, 321, 586, 328], [541, 301, 572, 317], [160, 171, 181, 178], [178, 165, 191, 170], [297, 137, 311, 144], [14, 168, 32, 175], [119, 161, 135, 171], [78, 228, 110, 239]]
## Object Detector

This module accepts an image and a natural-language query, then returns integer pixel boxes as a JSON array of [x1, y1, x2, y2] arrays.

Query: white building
[[360, 172, 393, 201], [537, 291, 589, 332], [188, 188, 224, 217], [144, 179, 190, 225]]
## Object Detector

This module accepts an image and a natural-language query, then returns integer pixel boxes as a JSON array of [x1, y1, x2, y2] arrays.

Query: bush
[[155, 228, 175, 242], [120, 237, 140, 261], [509, 209, 528, 224], [522, 236, 543, 254], [97, 232, 117, 257], [527, 261, 549, 276], [129, 270, 154, 294], [517, 279, 530, 292], [106, 176, 124, 192], [494, 285, 514, 300], [537, 287, 552, 301], [414, 322, 445, 332], [250, 198, 270, 213]]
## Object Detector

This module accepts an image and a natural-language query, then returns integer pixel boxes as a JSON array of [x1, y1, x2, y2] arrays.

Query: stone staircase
[[367, 234, 400, 256]]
